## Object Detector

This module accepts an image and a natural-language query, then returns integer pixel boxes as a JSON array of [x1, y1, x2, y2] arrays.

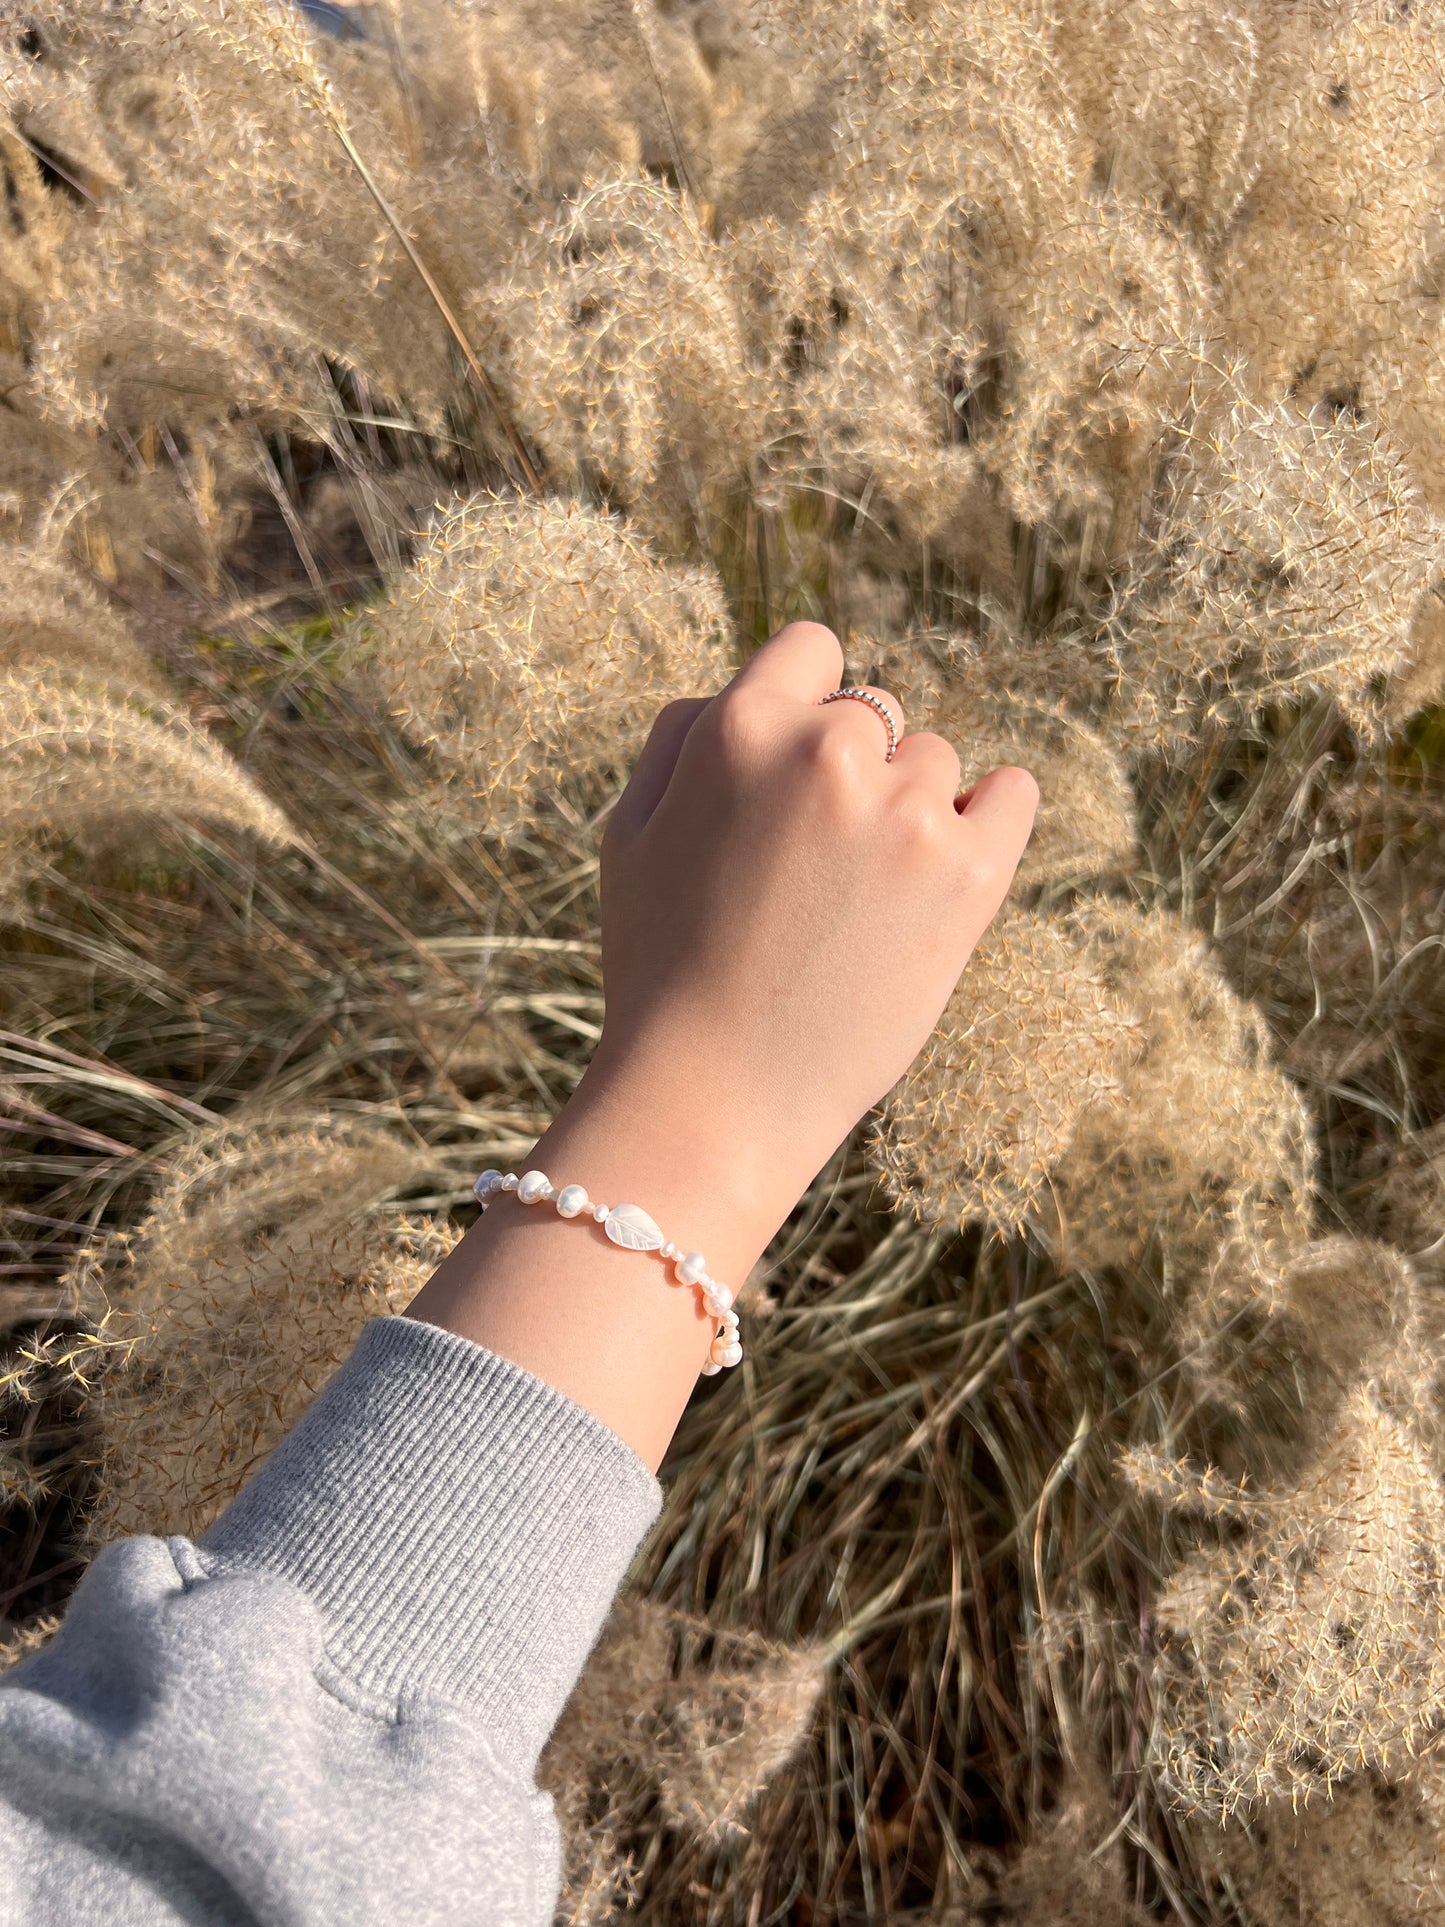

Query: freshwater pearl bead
[[473, 1168, 744, 1375], [555, 1183, 589, 1218]]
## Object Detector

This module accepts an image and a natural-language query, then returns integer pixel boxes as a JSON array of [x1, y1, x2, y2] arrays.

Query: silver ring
[[819, 686, 899, 763]]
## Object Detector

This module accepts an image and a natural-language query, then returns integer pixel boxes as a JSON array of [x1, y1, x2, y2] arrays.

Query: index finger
[[728, 621, 845, 704]]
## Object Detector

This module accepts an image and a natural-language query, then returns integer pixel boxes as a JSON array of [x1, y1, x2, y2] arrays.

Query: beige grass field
[[4, 1, 1445, 1919]]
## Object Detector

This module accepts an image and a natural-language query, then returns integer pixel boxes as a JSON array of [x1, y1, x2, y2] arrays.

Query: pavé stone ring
[[818, 685, 901, 763]]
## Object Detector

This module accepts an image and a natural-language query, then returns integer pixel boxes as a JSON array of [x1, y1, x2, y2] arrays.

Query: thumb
[[606, 696, 714, 843]]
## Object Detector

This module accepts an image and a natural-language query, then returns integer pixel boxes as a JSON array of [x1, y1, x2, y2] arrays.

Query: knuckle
[[653, 697, 695, 730], [805, 718, 869, 786], [915, 730, 963, 782], [708, 688, 766, 767], [892, 788, 951, 857], [960, 849, 1003, 896]]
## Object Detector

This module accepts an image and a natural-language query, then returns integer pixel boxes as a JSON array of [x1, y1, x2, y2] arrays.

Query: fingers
[[818, 682, 907, 760], [956, 764, 1040, 867], [888, 726, 958, 794], [729, 621, 844, 703], [607, 696, 714, 841]]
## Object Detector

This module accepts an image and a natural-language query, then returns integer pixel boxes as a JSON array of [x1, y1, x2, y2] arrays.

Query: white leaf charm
[[604, 1203, 665, 1252]]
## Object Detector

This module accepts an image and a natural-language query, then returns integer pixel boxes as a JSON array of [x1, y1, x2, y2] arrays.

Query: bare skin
[[406, 621, 1039, 1469]]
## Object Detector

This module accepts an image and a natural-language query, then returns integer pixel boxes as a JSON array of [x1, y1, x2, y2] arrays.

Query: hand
[[409, 621, 1037, 1465], [589, 620, 1039, 1229]]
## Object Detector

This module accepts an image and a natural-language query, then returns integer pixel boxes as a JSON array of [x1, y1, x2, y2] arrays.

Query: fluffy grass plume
[[479, 179, 766, 545], [1045, 900, 1315, 1275], [1146, 1384, 1445, 1817], [873, 907, 1143, 1233], [66, 1119, 444, 1543], [348, 492, 735, 838], [0, 540, 157, 689], [1194, 1760, 1445, 1927], [1106, 393, 1436, 743], [542, 1598, 824, 1897], [955, 1775, 1151, 1925], [0, 668, 290, 915], [1125, 1234, 1444, 1816]]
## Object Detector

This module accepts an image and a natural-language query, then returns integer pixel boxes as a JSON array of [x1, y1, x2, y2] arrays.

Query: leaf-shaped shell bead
[[604, 1203, 665, 1252]]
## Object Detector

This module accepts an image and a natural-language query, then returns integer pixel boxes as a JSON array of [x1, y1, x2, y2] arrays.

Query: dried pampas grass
[[480, 179, 765, 542], [873, 907, 1143, 1234], [1195, 1759, 1445, 1927], [541, 1597, 824, 1917], [1044, 900, 1314, 1276], [67, 1118, 445, 1544], [0, 539, 156, 690], [349, 492, 735, 837], [1178, 1236, 1427, 1478], [1107, 395, 1437, 743], [1218, 1, 1445, 415], [957, 1775, 1151, 1926], [1145, 1383, 1445, 1817], [0, 669, 289, 914]]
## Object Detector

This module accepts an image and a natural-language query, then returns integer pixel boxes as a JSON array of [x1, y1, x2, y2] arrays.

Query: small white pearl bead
[[710, 1338, 743, 1368], [700, 1361, 721, 1377], [592, 1203, 609, 1223], [500, 1173, 519, 1191], [708, 1283, 734, 1312], [555, 1183, 589, 1218], [473, 1168, 503, 1202], [676, 1252, 707, 1286], [517, 1169, 551, 1205], [661, 1241, 677, 1260]]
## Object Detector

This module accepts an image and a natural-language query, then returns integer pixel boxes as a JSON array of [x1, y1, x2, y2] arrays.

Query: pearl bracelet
[[473, 1168, 744, 1373]]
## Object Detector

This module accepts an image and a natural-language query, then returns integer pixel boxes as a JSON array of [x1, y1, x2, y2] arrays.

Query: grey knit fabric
[[0, 1316, 663, 1925]]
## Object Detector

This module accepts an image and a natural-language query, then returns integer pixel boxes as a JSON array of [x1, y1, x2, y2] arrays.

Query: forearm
[[405, 1035, 819, 1470]]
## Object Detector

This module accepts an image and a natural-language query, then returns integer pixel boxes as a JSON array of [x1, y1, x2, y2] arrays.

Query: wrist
[[405, 1032, 810, 1466], [537, 1037, 822, 1288]]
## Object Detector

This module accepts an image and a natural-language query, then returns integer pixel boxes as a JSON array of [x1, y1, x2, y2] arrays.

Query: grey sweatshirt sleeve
[[0, 1315, 663, 1927]]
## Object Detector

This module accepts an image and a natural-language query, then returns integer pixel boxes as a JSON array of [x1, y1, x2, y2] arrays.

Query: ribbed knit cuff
[[199, 1316, 662, 1770]]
